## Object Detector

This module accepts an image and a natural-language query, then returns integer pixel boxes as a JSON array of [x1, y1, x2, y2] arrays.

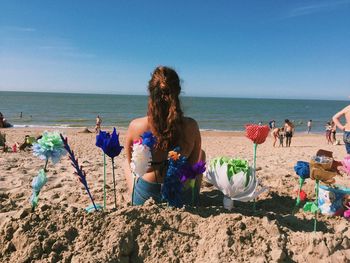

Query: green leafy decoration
[[303, 202, 320, 213]]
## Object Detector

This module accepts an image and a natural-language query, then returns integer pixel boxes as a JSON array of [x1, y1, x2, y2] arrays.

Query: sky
[[0, 0, 349, 100]]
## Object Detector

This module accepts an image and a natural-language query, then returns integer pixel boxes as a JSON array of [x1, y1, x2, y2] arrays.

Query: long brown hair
[[147, 66, 184, 150]]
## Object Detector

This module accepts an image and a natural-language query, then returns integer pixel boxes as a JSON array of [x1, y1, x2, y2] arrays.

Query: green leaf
[[303, 202, 320, 213]]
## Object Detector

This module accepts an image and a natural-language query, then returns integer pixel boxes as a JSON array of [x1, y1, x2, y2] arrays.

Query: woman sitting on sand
[[124, 66, 205, 205]]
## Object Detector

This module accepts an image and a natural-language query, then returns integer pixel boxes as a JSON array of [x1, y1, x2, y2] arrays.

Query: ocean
[[0, 91, 348, 133]]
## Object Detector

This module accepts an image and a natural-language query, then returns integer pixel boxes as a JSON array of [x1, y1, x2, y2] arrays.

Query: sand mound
[[2, 129, 350, 262], [1, 198, 350, 263]]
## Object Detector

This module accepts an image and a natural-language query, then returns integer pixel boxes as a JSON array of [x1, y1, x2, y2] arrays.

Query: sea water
[[0, 91, 348, 132]]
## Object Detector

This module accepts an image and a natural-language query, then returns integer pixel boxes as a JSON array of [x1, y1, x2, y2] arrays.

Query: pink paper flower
[[344, 209, 350, 219], [341, 155, 350, 176], [133, 138, 142, 145]]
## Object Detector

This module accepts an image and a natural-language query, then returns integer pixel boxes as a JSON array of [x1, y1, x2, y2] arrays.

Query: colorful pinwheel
[[61, 134, 98, 211], [96, 128, 123, 209], [30, 131, 66, 210]]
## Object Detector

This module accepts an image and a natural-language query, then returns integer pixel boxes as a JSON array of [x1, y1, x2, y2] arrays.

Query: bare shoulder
[[127, 116, 149, 140], [128, 116, 148, 129], [183, 117, 199, 131]]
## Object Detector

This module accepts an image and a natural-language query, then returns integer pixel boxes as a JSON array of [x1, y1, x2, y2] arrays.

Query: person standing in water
[[333, 105, 350, 154]]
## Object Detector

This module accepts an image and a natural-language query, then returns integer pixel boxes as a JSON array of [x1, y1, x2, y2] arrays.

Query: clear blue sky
[[0, 0, 349, 99]]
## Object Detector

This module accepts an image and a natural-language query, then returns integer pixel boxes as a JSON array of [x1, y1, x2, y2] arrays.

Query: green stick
[[314, 179, 320, 232], [131, 175, 136, 205], [293, 177, 305, 215], [44, 158, 49, 172], [253, 143, 257, 212], [111, 158, 117, 209]]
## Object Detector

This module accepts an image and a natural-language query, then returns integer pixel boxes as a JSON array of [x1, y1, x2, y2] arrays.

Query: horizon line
[[0, 89, 348, 102]]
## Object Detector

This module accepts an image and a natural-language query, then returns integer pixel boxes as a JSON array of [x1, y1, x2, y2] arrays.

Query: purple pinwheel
[[96, 127, 123, 209]]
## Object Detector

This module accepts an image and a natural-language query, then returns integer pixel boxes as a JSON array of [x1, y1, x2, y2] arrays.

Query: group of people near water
[[270, 119, 295, 147]]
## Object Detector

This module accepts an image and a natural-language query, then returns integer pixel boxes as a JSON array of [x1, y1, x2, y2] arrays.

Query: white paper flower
[[206, 159, 266, 204], [130, 143, 152, 176]]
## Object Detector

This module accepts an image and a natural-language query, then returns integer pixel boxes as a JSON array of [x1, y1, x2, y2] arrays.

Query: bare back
[[125, 116, 201, 183]]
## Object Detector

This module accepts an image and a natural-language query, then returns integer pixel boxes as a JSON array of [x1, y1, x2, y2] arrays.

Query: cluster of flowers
[[130, 131, 205, 208], [162, 147, 205, 207]]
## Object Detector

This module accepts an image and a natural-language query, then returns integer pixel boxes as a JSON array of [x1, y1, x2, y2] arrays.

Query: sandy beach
[[1, 127, 350, 262]]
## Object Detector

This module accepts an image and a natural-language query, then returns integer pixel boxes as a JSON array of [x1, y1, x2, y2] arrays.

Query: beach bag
[[318, 185, 350, 216]]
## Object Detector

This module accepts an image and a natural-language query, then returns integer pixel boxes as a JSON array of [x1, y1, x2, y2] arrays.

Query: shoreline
[[2, 125, 336, 137]]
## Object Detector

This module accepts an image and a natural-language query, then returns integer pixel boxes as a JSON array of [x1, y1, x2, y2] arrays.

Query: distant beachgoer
[[271, 127, 279, 147], [325, 122, 332, 144], [0, 112, 5, 128], [279, 127, 285, 147], [0, 112, 12, 128], [0, 132, 5, 147], [284, 119, 295, 147], [258, 121, 263, 126], [307, 120, 312, 134], [333, 105, 350, 153], [268, 120, 276, 129], [95, 115, 102, 133], [331, 121, 337, 143], [20, 112, 22, 118]]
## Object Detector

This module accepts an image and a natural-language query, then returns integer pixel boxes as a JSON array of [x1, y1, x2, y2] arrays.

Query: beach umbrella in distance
[[96, 128, 123, 210], [245, 124, 270, 211]]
